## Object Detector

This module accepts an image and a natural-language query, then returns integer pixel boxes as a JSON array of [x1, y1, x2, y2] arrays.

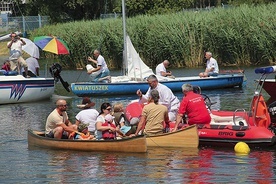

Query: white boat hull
[[0, 75, 55, 104]]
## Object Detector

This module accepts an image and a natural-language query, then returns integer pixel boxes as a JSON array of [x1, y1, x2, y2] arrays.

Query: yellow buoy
[[234, 142, 250, 155]]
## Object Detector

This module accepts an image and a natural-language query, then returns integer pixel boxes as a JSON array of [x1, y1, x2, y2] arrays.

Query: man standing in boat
[[199, 52, 219, 77], [7, 32, 29, 77], [136, 74, 179, 122], [173, 83, 211, 132], [45, 99, 78, 139], [87, 49, 111, 83]]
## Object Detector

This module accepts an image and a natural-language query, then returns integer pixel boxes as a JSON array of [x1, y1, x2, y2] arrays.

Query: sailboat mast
[[122, 0, 127, 76]]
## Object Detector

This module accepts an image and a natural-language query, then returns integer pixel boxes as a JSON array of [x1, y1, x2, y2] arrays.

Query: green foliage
[[30, 3, 276, 69]]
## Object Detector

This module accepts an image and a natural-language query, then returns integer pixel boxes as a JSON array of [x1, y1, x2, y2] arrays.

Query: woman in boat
[[173, 83, 211, 132], [133, 89, 169, 136], [95, 102, 118, 140]]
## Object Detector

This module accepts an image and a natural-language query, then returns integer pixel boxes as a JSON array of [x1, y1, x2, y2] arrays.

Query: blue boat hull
[[71, 74, 244, 96]]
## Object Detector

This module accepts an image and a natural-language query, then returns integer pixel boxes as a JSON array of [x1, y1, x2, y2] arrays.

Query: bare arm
[[134, 115, 146, 135], [172, 114, 183, 132], [88, 56, 98, 65], [87, 65, 101, 74]]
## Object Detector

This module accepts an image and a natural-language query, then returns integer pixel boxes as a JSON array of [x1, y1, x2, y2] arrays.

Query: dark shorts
[[45, 131, 68, 139], [208, 72, 218, 77]]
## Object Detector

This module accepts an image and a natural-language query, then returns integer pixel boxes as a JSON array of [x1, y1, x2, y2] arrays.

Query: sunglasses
[[59, 104, 68, 107], [105, 108, 112, 111]]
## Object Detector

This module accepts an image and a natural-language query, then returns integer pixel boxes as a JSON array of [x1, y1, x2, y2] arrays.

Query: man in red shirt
[[173, 83, 211, 131]]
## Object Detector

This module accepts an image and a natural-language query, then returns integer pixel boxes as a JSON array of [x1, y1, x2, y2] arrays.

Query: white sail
[[126, 35, 154, 80]]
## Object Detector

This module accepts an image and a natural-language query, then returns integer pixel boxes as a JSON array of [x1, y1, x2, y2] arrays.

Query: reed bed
[[30, 3, 275, 69]]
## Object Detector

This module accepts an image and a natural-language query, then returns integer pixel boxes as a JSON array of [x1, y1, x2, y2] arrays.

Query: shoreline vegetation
[[1, 3, 275, 70]]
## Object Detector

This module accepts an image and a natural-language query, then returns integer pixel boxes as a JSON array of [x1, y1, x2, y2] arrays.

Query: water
[[1, 66, 276, 183]]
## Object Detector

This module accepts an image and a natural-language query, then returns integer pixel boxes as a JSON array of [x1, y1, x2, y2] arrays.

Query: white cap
[[86, 64, 93, 71]]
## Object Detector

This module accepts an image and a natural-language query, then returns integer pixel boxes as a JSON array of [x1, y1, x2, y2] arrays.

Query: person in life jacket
[[113, 103, 132, 136], [69, 123, 94, 140], [95, 103, 118, 140]]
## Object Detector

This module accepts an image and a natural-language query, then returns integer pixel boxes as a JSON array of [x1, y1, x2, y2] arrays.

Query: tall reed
[[30, 3, 275, 69]]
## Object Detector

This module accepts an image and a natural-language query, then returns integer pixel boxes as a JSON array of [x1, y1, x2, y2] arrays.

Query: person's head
[[182, 83, 193, 95], [100, 102, 112, 115], [56, 99, 68, 112], [81, 97, 95, 109], [163, 60, 170, 68], [147, 75, 158, 89], [205, 52, 212, 60], [93, 49, 100, 59], [149, 89, 160, 104], [105, 114, 114, 123], [78, 123, 89, 133], [4, 60, 10, 66], [113, 103, 124, 113], [10, 32, 17, 39]]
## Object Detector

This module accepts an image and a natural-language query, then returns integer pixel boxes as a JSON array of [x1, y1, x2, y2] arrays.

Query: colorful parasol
[[34, 36, 70, 55]]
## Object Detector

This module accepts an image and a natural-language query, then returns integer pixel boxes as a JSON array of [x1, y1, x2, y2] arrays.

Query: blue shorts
[[94, 69, 110, 82], [208, 72, 218, 77]]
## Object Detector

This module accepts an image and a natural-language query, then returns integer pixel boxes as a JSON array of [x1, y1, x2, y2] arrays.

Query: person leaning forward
[[45, 99, 78, 139], [133, 89, 169, 136]]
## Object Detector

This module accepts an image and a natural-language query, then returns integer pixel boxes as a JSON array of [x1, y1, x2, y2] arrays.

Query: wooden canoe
[[146, 125, 198, 148], [28, 129, 147, 153]]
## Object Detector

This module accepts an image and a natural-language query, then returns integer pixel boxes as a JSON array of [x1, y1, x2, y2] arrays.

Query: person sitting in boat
[[87, 49, 111, 83], [1, 60, 11, 71], [75, 97, 99, 135], [172, 83, 211, 132], [132, 89, 169, 136], [155, 60, 175, 78], [199, 52, 219, 78], [69, 123, 94, 140], [113, 102, 133, 136], [136, 74, 180, 122], [21, 56, 40, 77], [95, 103, 124, 140], [7, 32, 30, 78], [45, 99, 78, 139]]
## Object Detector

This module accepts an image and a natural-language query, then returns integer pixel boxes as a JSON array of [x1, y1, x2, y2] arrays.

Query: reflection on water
[[2, 67, 276, 182]]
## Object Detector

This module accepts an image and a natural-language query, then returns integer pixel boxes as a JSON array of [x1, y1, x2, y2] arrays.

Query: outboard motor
[[268, 101, 276, 128], [49, 63, 70, 92]]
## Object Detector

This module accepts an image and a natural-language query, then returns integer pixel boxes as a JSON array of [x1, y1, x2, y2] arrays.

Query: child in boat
[[1, 60, 11, 71], [69, 123, 94, 140], [113, 103, 133, 136]]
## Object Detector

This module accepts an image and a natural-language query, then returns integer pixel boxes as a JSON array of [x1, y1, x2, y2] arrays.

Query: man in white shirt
[[199, 52, 219, 77], [155, 60, 174, 78], [136, 75, 180, 121], [7, 32, 29, 77], [21, 57, 40, 77], [87, 49, 111, 82]]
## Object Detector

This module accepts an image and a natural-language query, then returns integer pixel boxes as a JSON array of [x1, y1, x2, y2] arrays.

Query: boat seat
[[210, 114, 248, 126]]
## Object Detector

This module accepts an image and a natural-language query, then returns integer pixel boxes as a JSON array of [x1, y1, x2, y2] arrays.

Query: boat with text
[[125, 66, 276, 147], [0, 63, 69, 105], [71, 35, 245, 96]]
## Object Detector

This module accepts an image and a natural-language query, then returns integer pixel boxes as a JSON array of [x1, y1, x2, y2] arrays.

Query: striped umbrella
[[34, 36, 70, 55]]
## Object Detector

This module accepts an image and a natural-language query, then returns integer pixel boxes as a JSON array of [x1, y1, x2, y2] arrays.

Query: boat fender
[[255, 66, 276, 74]]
